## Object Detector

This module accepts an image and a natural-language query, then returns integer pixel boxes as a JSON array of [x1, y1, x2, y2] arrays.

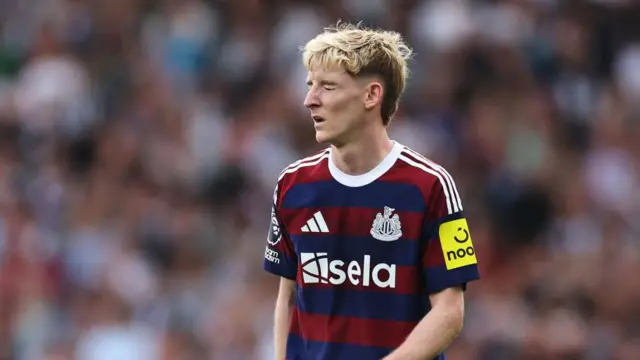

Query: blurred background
[[0, 0, 639, 359]]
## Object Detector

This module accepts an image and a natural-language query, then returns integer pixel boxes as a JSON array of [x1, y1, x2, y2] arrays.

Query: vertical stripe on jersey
[[398, 152, 462, 214]]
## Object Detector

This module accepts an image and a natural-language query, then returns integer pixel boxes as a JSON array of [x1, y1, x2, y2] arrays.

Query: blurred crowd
[[0, 0, 639, 359]]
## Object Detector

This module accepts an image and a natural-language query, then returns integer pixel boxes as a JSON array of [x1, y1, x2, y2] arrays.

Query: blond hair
[[302, 22, 413, 125]]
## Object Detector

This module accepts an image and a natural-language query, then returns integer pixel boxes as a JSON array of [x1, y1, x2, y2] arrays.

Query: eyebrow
[[306, 79, 338, 86]]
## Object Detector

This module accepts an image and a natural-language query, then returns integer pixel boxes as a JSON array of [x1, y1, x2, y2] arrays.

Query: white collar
[[328, 141, 402, 187]]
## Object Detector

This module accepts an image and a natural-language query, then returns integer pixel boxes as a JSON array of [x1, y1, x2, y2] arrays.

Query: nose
[[304, 89, 320, 109]]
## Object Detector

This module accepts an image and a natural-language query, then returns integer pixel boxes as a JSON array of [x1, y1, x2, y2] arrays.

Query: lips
[[312, 115, 325, 124]]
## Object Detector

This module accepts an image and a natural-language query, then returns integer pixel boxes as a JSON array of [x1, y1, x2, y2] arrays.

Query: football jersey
[[263, 141, 480, 360]]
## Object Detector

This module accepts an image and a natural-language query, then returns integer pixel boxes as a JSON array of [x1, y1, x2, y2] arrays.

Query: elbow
[[439, 298, 464, 339], [451, 309, 464, 338], [449, 300, 465, 338]]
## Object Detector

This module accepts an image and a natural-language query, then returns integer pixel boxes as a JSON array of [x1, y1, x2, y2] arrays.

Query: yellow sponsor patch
[[439, 218, 477, 270]]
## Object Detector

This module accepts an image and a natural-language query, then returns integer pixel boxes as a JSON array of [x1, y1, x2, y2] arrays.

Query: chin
[[314, 130, 334, 144]]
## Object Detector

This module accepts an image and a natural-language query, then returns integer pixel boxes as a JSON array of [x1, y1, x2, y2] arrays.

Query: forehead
[[306, 67, 354, 84]]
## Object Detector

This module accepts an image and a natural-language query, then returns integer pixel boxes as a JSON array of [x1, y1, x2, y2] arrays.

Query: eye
[[323, 85, 336, 91]]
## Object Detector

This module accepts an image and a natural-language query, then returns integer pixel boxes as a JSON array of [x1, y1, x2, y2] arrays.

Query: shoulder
[[278, 148, 330, 183], [393, 144, 463, 214], [394, 144, 456, 186], [273, 148, 330, 198]]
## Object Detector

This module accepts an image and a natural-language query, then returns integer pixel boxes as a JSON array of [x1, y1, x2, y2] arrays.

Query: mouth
[[311, 115, 325, 124]]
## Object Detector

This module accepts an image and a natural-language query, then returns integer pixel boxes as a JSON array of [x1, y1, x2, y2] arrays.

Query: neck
[[330, 127, 393, 175]]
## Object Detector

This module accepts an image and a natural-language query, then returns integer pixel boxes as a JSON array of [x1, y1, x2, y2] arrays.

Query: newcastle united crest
[[370, 206, 402, 242]]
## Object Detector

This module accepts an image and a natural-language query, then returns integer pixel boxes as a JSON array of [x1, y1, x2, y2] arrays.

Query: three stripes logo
[[301, 211, 330, 233]]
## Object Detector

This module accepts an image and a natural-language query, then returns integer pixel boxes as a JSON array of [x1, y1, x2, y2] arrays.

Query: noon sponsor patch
[[439, 218, 477, 270]]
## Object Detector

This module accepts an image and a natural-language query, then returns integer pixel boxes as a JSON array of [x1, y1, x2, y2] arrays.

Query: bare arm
[[274, 277, 296, 360], [383, 287, 465, 360]]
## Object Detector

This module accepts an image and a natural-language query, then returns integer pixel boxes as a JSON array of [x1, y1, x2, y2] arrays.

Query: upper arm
[[429, 286, 464, 312], [277, 277, 296, 303], [429, 286, 465, 332], [421, 172, 480, 294]]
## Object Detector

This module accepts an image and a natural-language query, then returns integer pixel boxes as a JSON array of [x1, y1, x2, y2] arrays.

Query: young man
[[263, 23, 480, 360]]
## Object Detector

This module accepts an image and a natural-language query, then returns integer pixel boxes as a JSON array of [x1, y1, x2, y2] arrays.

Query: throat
[[330, 139, 394, 176]]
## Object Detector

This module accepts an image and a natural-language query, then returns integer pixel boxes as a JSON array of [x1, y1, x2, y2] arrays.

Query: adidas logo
[[301, 211, 330, 233]]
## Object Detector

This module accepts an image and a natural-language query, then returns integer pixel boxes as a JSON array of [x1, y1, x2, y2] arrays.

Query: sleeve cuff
[[264, 261, 297, 280], [423, 264, 480, 294]]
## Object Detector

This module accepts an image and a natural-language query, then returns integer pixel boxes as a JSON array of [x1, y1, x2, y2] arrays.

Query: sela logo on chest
[[370, 206, 403, 241], [300, 252, 396, 288]]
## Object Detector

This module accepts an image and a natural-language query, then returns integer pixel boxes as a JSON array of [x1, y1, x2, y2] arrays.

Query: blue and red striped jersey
[[263, 142, 480, 360]]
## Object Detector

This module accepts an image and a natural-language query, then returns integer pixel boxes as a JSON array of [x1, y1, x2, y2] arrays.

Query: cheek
[[325, 93, 361, 115]]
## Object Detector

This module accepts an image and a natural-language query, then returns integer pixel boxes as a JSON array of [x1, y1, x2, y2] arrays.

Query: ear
[[363, 81, 383, 111]]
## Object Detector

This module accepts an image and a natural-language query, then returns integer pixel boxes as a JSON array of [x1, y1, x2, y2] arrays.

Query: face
[[304, 67, 382, 145]]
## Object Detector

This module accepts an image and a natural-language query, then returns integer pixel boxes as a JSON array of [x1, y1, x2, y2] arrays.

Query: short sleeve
[[421, 177, 480, 294], [263, 183, 297, 280]]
